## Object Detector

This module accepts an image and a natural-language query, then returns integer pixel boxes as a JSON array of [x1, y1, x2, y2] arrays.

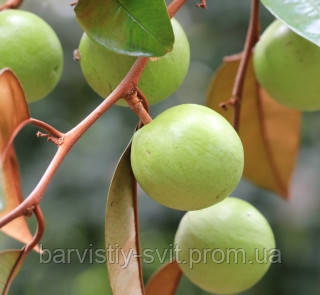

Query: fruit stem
[[232, 0, 260, 132], [126, 90, 152, 125], [0, 0, 187, 233], [0, 0, 23, 11]]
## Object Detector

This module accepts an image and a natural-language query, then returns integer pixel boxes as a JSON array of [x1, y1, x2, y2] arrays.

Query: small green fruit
[[175, 197, 276, 294], [78, 18, 190, 106], [0, 10, 63, 103], [131, 104, 244, 211], [254, 20, 320, 111]]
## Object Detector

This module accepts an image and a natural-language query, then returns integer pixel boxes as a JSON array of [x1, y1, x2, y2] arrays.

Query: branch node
[[24, 206, 35, 217], [219, 97, 237, 110], [196, 0, 207, 8], [125, 90, 152, 125], [36, 131, 64, 146], [73, 49, 80, 62], [125, 91, 143, 112]]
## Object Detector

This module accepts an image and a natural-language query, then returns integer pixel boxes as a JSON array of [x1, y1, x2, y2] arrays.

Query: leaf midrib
[[115, 0, 170, 50]]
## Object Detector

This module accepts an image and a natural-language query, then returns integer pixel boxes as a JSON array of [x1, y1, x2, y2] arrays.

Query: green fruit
[[254, 20, 320, 111], [79, 18, 190, 106], [131, 104, 244, 211], [0, 10, 63, 103], [175, 197, 276, 294]]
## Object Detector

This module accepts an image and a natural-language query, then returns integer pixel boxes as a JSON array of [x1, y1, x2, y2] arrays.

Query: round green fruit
[[175, 197, 276, 294], [131, 104, 244, 211], [254, 20, 320, 111], [78, 18, 190, 106], [0, 10, 63, 103]]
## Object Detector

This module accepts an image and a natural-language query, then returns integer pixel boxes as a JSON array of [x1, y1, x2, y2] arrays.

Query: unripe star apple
[[78, 18, 190, 106], [130, 104, 244, 211], [254, 20, 320, 111], [175, 197, 276, 294], [0, 10, 63, 103]]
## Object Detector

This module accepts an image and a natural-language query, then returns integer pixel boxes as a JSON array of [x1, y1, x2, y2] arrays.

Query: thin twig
[[0, 0, 186, 229], [0, 118, 64, 163], [231, 0, 260, 131], [2, 206, 44, 295], [0, 0, 23, 10], [24, 206, 45, 253], [168, 0, 187, 17]]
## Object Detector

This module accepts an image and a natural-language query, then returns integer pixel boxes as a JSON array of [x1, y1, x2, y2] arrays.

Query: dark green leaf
[[75, 0, 174, 57], [261, 0, 320, 47], [105, 144, 144, 295]]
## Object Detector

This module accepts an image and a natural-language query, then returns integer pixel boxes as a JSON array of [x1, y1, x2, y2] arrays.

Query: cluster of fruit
[[1, 8, 315, 294]]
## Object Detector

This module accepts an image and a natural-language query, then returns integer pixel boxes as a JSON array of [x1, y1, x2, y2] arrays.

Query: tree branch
[[230, 0, 260, 132], [25, 206, 45, 253], [0, 0, 23, 11], [0, 0, 187, 230], [2, 206, 44, 295], [1, 118, 64, 163], [168, 0, 187, 17]]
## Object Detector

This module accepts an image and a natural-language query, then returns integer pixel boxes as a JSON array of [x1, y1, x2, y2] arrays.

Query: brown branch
[[1, 118, 63, 163], [30, 119, 64, 138], [0, 0, 186, 229], [0, 0, 23, 11], [231, 0, 260, 132], [2, 206, 44, 295], [168, 0, 187, 17], [25, 206, 45, 253]]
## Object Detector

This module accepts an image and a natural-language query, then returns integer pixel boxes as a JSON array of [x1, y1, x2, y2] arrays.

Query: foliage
[[0, 0, 319, 295]]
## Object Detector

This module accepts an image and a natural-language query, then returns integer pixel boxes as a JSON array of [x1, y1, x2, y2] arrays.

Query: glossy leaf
[[146, 261, 182, 295], [206, 55, 301, 198], [75, 0, 174, 57], [261, 0, 320, 47], [105, 144, 144, 295], [0, 68, 34, 246], [0, 249, 24, 294]]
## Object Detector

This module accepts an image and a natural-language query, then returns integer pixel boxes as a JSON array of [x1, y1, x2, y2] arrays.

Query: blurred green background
[[1, 0, 320, 294]]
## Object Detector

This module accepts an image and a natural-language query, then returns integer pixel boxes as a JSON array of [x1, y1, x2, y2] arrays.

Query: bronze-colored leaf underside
[[105, 144, 144, 295], [0, 68, 34, 246], [207, 55, 301, 198], [145, 260, 182, 295]]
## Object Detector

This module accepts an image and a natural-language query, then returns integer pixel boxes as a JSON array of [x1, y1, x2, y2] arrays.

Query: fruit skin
[[0, 10, 63, 103], [130, 104, 244, 211], [254, 20, 320, 111], [175, 197, 276, 294], [79, 18, 190, 106]]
